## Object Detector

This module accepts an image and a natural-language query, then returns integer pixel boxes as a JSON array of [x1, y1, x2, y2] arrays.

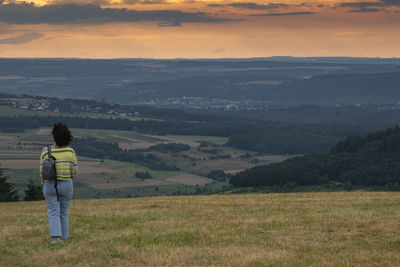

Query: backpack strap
[[48, 145, 60, 202], [47, 145, 51, 158]]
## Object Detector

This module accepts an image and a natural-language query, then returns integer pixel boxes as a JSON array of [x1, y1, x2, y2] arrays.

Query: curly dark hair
[[52, 123, 73, 147]]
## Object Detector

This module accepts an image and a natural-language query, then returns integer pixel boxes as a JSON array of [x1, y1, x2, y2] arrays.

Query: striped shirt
[[40, 146, 78, 181]]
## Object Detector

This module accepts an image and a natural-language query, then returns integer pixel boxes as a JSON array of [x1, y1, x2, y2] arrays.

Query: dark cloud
[[0, 3, 233, 25], [50, 0, 110, 5], [340, 2, 378, 8], [207, 4, 224, 7], [141, 0, 169, 4], [251, 11, 315, 16], [158, 21, 181, 27], [123, 0, 169, 5], [349, 7, 381, 12], [228, 2, 288, 10], [0, 32, 43, 44], [339, 0, 400, 12], [377, 0, 400, 6], [208, 2, 288, 10]]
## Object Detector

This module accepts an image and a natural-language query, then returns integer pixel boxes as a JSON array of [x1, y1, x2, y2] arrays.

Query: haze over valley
[[1, 57, 399, 108], [1, 56, 400, 198]]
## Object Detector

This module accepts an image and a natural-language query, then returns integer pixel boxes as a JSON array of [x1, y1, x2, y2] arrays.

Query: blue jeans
[[43, 180, 73, 239]]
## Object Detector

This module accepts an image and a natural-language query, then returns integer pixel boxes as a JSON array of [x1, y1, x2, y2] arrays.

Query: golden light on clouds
[[0, 0, 399, 58]]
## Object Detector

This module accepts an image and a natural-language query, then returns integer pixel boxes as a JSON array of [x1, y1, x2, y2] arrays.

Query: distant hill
[[1, 93, 398, 155], [0, 58, 399, 106], [94, 72, 400, 105], [230, 126, 400, 188], [277, 72, 400, 105]]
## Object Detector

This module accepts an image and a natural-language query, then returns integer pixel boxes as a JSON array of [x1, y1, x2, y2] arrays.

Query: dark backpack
[[42, 145, 57, 181], [42, 145, 60, 201]]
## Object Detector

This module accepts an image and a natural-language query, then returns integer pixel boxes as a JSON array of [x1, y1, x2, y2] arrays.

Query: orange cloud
[[0, 0, 399, 58]]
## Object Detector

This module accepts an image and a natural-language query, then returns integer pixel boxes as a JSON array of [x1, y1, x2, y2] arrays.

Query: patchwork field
[[0, 105, 146, 121], [0, 127, 288, 198], [1, 192, 400, 266]]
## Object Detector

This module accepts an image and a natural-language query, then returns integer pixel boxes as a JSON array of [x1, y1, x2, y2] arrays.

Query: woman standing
[[40, 123, 78, 244]]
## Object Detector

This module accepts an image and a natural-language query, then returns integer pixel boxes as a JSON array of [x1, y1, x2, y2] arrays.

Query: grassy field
[[166, 135, 229, 146], [0, 105, 146, 121], [1, 192, 400, 266], [0, 127, 288, 199]]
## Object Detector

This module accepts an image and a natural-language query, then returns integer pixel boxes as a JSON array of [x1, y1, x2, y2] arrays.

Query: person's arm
[[71, 152, 78, 178]]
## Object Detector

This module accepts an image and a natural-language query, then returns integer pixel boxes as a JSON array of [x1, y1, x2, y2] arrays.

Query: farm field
[[0, 105, 146, 121], [0, 127, 288, 198], [1, 192, 400, 266]]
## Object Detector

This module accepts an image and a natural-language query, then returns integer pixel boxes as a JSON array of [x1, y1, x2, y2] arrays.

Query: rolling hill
[[231, 126, 400, 188], [1, 58, 399, 107]]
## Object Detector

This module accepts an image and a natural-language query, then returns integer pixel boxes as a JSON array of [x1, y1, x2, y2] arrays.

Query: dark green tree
[[0, 167, 19, 202], [24, 178, 44, 201]]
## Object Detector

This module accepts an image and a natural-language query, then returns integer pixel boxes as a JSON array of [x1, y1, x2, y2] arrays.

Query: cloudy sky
[[0, 0, 399, 58]]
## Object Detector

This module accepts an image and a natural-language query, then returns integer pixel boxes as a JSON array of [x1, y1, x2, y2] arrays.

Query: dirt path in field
[[75, 162, 120, 174], [106, 135, 154, 150], [0, 160, 37, 169], [89, 178, 175, 190], [0, 135, 17, 147], [0, 159, 118, 175], [150, 135, 200, 147], [165, 174, 213, 186], [35, 129, 51, 135]]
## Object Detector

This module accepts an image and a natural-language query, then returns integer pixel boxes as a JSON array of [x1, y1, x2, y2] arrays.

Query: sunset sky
[[0, 0, 399, 58]]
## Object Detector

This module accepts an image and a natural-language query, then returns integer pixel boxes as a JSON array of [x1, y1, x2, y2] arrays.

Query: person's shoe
[[50, 238, 64, 245]]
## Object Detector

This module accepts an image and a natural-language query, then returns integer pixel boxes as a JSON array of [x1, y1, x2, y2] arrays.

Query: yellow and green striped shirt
[[40, 146, 78, 181]]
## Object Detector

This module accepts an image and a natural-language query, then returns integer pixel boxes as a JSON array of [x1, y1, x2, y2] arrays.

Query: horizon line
[[0, 56, 399, 61]]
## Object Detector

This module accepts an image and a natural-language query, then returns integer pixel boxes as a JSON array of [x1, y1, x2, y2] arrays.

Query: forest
[[230, 126, 400, 188], [0, 113, 384, 154], [72, 138, 179, 171]]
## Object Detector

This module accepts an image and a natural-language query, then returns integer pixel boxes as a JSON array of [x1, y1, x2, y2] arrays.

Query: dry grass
[[89, 178, 175, 190], [165, 174, 213, 186], [0, 160, 38, 169], [1, 192, 400, 266]]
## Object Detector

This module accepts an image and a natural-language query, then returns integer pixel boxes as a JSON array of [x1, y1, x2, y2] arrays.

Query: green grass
[[3, 168, 38, 184], [86, 184, 195, 199], [167, 135, 229, 145], [0, 128, 286, 199], [0, 105, 144, 120], [0, 105, 37, 116], [103, 160, 183, 179], [0, 149, 38, 153], [71, 128, 164, 142], [0, 154, 38, 160], [18, 135, 52, 142], [1, 192, 400, 266]]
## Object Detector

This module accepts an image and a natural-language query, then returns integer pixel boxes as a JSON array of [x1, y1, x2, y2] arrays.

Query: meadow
[[1, 192, 400, 266], [0, 126, 287, 199]]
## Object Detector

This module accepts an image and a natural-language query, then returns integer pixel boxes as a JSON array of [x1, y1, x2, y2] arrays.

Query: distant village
[[0, 94, 266, 112], [0, 95, 141, 118], [2, 94, 400, 118]]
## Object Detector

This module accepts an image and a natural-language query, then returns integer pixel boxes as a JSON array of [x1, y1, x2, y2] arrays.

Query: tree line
[[0, 114, 384, 154], [0, 167, 43, 202], [72, 138, 179, 171], [230, 126, 400, 188]]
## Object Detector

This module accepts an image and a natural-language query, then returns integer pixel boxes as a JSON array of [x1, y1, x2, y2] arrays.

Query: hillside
[[231, 126, 400, 188], [1, 192, 399, 266], [96, 72, 400, 106], [1, 58, 400, 107]]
